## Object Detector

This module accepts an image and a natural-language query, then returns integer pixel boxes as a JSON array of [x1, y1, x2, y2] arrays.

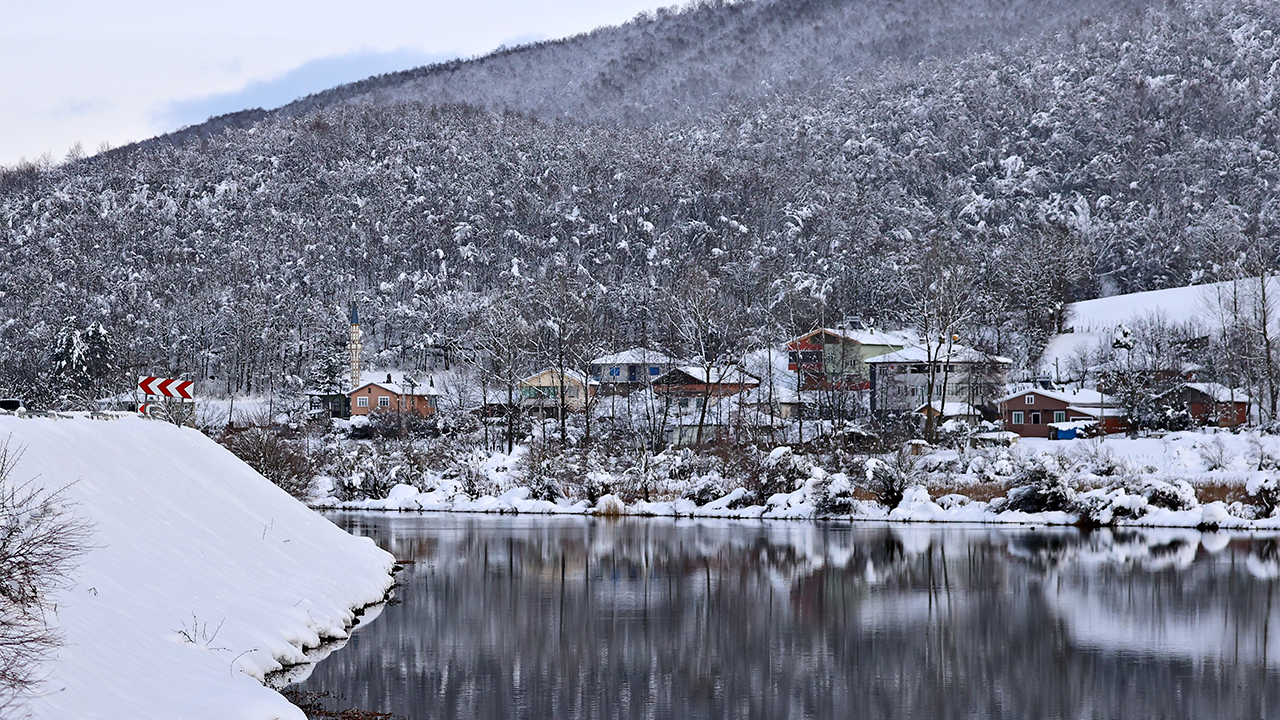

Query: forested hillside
[[2, 0, 1279, 407], [148, 0, 1155, 145]]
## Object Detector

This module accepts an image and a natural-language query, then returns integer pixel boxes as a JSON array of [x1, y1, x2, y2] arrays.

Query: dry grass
[[1190, 480, 1251, 506], [927, 480, 1014, 503]]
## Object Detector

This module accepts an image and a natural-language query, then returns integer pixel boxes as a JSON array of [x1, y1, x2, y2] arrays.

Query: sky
[[1, 0, 671, 167]]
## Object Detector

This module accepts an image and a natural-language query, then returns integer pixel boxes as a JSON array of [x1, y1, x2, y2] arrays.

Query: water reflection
[[296, 514, 1280, 719]]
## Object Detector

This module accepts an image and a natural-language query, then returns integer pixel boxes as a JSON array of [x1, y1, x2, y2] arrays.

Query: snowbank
[[0, 414, 394, 720], [321, 430, 1280, 530]]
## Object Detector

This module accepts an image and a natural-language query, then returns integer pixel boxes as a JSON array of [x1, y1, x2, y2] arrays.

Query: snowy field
[[320, 430, 1280, 530], [0, 413, 394, 720]]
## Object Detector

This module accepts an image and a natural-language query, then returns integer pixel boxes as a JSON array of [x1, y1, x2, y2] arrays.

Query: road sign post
[[138, 376, 194, 400]]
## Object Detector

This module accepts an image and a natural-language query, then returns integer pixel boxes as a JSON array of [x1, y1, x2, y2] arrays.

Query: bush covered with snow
[[993, 454, 1076, 513], [1248, 474, 1280, 519], [1071, 477, 1196, 525], [681, 478, 728, 507], [860, 449, 923, 509], [811, 473, 859, 516]]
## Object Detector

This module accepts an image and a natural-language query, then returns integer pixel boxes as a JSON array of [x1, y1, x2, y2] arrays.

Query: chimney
[[386, 373, 392, 384]]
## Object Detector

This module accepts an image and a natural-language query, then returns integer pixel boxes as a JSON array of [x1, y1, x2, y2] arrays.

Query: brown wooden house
[[652, 366, 759, 412], [1161, 383, 1250, 428], [999, 388, 1129, 438]]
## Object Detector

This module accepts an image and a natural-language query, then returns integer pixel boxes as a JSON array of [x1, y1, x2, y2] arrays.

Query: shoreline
[[311, 485, 1280, 531]]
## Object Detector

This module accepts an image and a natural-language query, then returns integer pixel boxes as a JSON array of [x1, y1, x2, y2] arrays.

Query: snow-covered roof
[[1048, 420, 1097, 430], [998, 387, 1110, 407], [520, 368, 600, 386], [865, 344, 1013, 365], [1065, 405, 1127, 418], [1178, 382, 1250, 403], [590, 347, 677, 366], [351, 369, 441, 395], [914, 400, 980, 417], [352, 379, 441, 396], [790, 327, 915, 347], [658, 365, 760, 385]]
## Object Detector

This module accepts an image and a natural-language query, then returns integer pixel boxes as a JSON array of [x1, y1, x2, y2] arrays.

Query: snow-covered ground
[[0, 413, 395, 720], [320, 430, 1280, 530]]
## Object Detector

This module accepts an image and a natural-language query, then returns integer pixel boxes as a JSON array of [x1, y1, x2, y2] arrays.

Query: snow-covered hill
[[0, 413, 394, 720]]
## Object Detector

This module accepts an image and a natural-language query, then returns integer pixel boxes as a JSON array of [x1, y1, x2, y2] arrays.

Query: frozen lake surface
[[295, 513, 1280, 719]]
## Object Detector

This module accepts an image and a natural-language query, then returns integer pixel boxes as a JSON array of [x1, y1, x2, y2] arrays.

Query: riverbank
[[318, 431, 1280, 530], [0, 413, 395, 720]]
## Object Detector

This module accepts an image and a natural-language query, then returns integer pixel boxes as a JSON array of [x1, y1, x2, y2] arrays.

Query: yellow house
[[519, 369, 599, 417]]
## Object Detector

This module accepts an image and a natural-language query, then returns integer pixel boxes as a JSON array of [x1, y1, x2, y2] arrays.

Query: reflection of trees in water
[[300, 515, 1280, 719]]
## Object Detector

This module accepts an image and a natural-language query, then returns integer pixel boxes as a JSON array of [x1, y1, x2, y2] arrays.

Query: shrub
[[811, 473, 858, 516], [1198, 437, 1233, 471], [861, 449, 923, 509], [1071, 440, 1129, 478], [221, 427, 319, 501], [328, 441, 429, 502], [996, 454, 1076, 513], [681, 478, 727, 506], [1248, 474, 1280, 518], [0, 438, 91, 715], [753, 447, 814, 499]]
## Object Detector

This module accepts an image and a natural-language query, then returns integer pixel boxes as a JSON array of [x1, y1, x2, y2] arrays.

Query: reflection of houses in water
[[1040, 532, 1280, 667], [308, 514, 1280, 720]]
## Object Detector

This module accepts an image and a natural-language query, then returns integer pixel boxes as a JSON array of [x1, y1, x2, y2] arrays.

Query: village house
[[914, 400, 983, 427], [305, 390, 351, 419], [867, 344, 1011, 417], [998, 388, 1129, 438], [519, 369, 598, 418], [1160, 382, 1251, 428], [588, 347, 678, 396], [349, 373, 440, 418], [786, 325, 911, 390], [652, 366, 760, 412]]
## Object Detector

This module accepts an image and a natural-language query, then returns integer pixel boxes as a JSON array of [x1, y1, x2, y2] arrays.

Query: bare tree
[[671, 270, 749, 447], [896, 260, 976, 443]]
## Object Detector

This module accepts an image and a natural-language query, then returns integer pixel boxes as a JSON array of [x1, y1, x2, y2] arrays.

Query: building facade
[[519, 369, 598, 417], [588, 348, 678, 396], [998, 388, 1129, 438], [867, 345, 1011, 416], [349, 374, 439, 417], [786, 327, 911, 390]]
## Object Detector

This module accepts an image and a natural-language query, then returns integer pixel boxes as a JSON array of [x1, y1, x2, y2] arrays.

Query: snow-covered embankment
[[0, 414, 394, 720]]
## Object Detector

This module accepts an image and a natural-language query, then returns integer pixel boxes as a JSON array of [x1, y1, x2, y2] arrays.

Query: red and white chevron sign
[[138, 376, 194, 399]]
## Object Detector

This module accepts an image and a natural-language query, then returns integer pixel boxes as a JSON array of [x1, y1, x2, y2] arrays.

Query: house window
[[378, 396, 390, 407], [609, 367, 621, 377], [1012, 411, 1023, 424], [1025, 395, 1035, 405], [1054, 411, 1066, 423], [357, 396, 369, 408], [1031, 412, 1041, 425], [650, 366, 659, 375], [567, 386, 579, 398], [679, 398, 690, 409]]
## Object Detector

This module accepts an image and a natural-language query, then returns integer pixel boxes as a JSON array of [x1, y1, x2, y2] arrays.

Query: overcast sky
[[1, 0, 670, 167]]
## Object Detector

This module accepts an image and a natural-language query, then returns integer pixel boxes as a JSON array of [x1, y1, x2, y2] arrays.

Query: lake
[[294, 512, 1280, 719]]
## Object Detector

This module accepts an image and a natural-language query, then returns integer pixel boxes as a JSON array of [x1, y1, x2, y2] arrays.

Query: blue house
[[589, 348, 678, 396]]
